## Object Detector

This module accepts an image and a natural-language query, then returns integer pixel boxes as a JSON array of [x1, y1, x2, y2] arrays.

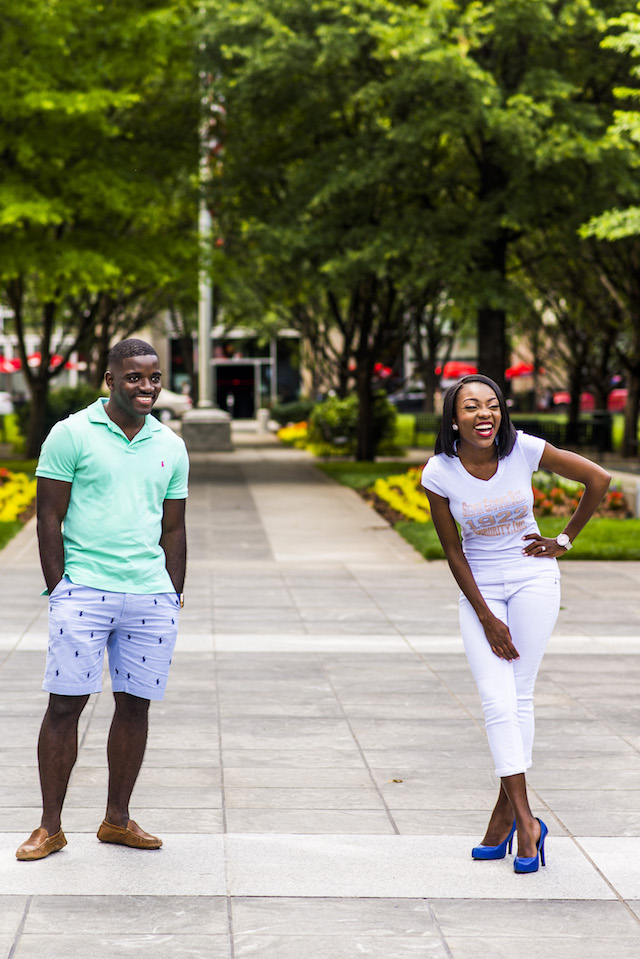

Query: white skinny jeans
[[458, 568, 560, 778]]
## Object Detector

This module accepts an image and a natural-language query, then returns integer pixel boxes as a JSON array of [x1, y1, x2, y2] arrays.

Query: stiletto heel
[[471, 820, 516, 860], [514, 818, 548, 874]]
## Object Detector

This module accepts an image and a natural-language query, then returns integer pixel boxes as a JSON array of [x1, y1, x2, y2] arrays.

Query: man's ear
[[105, 370, 114, 391]]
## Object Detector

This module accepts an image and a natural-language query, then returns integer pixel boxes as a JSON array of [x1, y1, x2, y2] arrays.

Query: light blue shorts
[[44, 578, 180, 701]]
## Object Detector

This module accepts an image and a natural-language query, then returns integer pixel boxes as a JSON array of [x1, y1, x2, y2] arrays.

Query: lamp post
[[197, 201, 213, 408]]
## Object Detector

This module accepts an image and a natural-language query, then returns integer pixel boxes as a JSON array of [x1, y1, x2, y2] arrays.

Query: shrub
[[308, 391, 398, 457], [16, 384, 103, 442], [270, 399, 316, 426]]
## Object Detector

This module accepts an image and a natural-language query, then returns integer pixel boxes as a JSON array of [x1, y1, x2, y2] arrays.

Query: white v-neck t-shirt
[[421, 431, 559, 580]]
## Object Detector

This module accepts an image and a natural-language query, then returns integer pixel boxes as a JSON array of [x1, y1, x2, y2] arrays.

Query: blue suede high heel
[[514, 818, 548, 874], [471, 821, 516, 860]]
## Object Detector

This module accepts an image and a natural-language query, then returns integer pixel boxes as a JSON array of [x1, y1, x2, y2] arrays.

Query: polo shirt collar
[[88, 398, 162, 442]]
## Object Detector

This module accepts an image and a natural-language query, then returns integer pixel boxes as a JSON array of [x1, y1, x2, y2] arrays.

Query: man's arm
[[36, 477, 72, 594], [160, 498, 186, 593]]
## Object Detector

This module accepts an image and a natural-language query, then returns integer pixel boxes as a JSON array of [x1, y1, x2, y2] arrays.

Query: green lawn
[[318, 460, 640, 561], [0, 521, 24, 552], [397, 516, 640, 561], [317, 460, 425, 489]]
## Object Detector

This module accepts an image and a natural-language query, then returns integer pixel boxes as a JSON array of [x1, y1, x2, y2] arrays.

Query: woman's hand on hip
[[522, 533, 563, 558]]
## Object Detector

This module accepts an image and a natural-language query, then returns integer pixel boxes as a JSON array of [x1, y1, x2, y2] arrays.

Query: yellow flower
[[0, 471, 37, 523], [373, 471, 431, 523]]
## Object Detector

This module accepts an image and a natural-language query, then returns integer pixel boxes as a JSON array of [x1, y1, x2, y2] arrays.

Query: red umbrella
[[0, 357, 21, 373], [27, 352, 67, 369], [442, 361, 478, 379], [505, 362, 544, 379]]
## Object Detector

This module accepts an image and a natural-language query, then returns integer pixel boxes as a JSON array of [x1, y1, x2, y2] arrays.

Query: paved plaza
[[1, 430, 640, 957]]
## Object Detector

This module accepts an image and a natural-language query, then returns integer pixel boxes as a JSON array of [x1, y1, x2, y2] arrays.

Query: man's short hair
[[107, 339, 158, 369]]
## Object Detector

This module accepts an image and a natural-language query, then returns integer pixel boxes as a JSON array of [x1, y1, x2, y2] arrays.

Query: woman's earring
[[452, 424, 459, 431]]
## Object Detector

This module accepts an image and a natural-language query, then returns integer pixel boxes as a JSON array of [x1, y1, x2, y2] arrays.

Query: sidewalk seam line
[[320, 654, 401, 836]]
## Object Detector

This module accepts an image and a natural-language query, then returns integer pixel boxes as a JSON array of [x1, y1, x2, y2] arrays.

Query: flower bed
[[0, 468, 37, 523], [277, 421, 309, 448], [371, 468, 431, 523], [531, 469, 629, 518], [362, 465, 629, 526]]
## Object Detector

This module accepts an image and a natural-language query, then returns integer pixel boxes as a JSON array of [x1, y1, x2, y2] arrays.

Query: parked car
[[0, 391, 14, 416], [153, 388, 193, 422], [387, 385, 427, 413]]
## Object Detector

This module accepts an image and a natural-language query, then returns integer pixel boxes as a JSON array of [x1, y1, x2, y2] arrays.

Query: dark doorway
[[216, 365, 255, 418]]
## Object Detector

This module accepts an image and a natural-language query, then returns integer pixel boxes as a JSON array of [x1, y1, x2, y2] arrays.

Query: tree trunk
[[477, 305, 506, 389], [422, 364, 438, 413], [25, 378, 49, 459], [621, 373, 640, 459], [355, 367, 375, 461]]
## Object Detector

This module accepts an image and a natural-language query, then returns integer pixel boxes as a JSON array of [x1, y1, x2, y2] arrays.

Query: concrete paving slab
[[2, 438, 640, 955], [230, 896, 437, 935], [12, 934, 230, 959], [445, 937, 640, 959], [224, 834, 616, 899], [233, 935, 449, 958], [2, 834, 226, 895], [579, 837, 640, 897], [0, 897, 28, 934]]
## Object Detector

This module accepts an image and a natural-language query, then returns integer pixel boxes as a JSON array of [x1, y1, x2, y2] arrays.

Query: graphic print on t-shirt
[[461, 488, 528, 538]]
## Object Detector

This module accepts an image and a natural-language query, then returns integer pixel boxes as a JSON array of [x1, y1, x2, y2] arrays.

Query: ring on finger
[[540, 544, 546, 552]]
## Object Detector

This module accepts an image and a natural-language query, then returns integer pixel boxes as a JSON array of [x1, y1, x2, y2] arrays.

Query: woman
[[421, 374, 610, 873]]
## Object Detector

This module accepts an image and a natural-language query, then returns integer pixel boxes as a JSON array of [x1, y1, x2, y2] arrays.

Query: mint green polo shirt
[[36, 398, 189, 594]]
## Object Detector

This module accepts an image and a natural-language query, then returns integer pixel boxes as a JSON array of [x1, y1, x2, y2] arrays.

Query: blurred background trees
[[2, 0, 640, 459], [201, 0, 640, 458], [0, 0, 199, 455]]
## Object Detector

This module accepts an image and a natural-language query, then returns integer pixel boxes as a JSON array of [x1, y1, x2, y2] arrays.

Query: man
[[16, 339, 188, 861]]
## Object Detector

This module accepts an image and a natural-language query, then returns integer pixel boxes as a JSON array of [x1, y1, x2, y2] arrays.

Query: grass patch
[[396, 516, 640, 561], [318, 460, 640, 561], [0, 520, 23, 551], [0, 459, 38, 476], [395, 520, 446, 559], [317, 460, 425, 490], [394, 413, 416, 448]]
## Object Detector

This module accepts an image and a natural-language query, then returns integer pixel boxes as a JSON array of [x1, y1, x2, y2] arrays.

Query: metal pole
[[197, 202, 213, 408]]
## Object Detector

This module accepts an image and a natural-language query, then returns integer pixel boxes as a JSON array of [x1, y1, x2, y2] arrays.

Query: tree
[[581, 5, 640, 456], [0, 0, 200, 455], [447, 0, 635, 387], [203, 0, 493, 458]]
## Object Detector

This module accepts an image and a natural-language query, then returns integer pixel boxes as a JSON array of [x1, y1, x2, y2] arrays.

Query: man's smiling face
[[105, 354, 162, 423]]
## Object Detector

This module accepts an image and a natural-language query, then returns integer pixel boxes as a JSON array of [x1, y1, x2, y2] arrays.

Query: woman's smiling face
[[454, 381, 502, 450]]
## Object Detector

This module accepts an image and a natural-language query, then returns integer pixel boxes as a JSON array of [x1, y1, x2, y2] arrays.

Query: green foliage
[[398, 516, 640, 561], [0, 0, 200, 454], [202, 0, 638, 448], [317, 461, 424, 490], [0, 521, 23, 552], [16, 386, 103, 442], [308, 391, 397, 457], [270, 399, 316, 426]]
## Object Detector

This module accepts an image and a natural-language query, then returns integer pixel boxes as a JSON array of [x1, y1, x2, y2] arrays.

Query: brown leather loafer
[[97, 819, 162, 849], [16, 828, 67, 861]]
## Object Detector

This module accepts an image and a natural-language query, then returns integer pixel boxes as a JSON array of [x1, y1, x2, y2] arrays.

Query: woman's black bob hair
[[435, 374, 517, 459]]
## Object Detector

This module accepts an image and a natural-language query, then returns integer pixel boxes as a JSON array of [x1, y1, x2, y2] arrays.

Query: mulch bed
[[358, 489, 405, 526]]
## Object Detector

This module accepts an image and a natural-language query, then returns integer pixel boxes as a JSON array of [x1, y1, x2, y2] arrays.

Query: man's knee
[[46, 693, 89, 723], [113, 691, 150, 719]]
